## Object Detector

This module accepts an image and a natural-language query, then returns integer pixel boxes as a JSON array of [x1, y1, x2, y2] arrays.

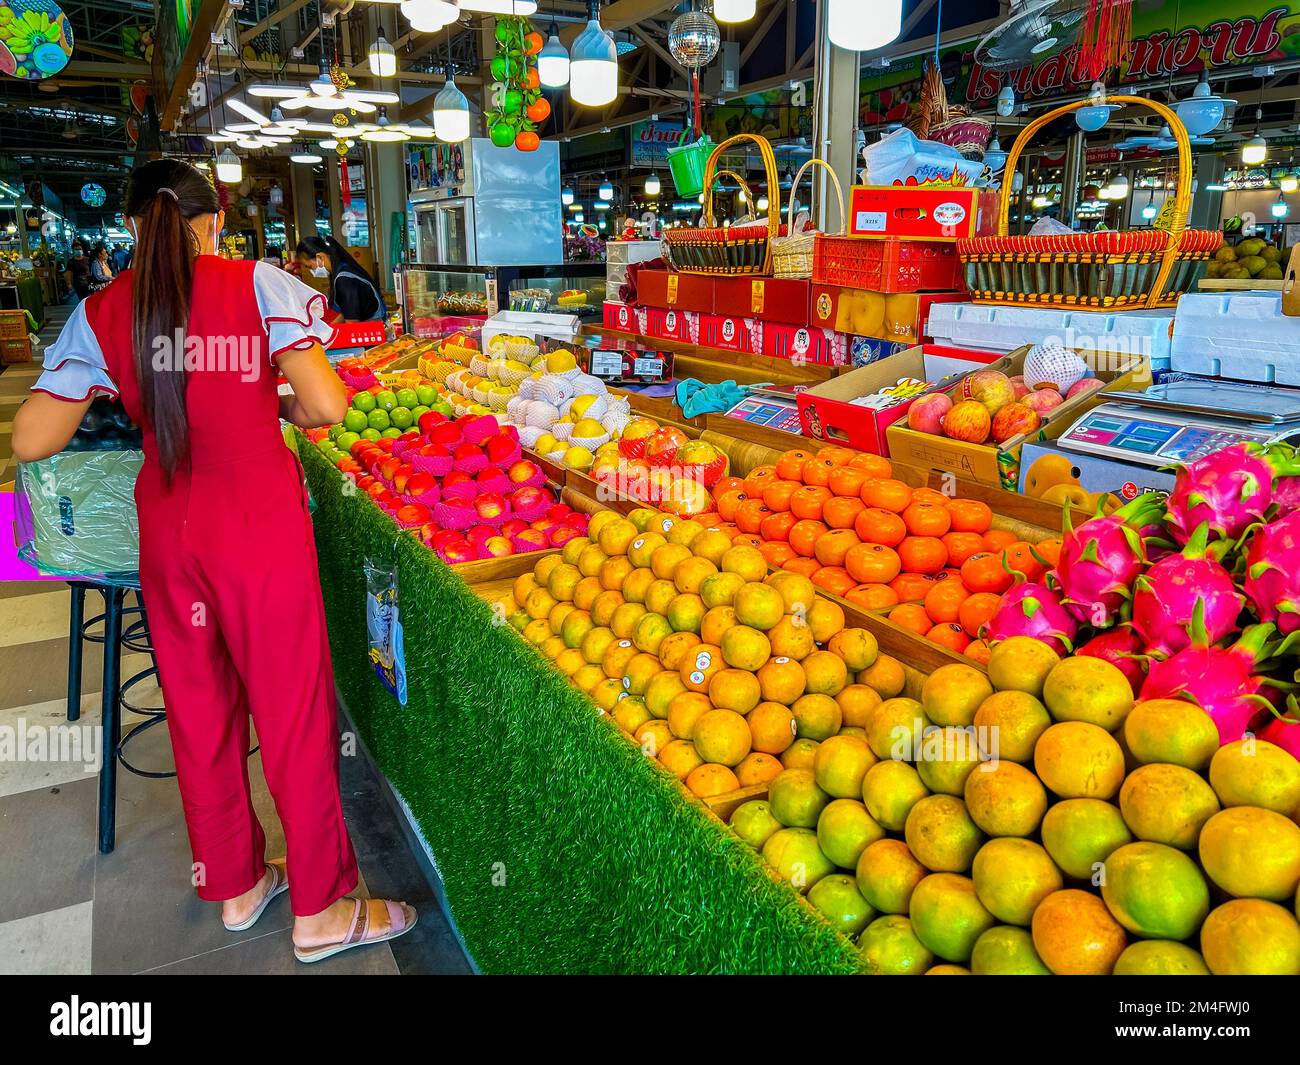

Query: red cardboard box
[[763, 323, 850, 367], [812, 235, 964, 293], [637, 270, 716, 314], [603, 300, 647, 334], [645, 306, 700, 344], [810, 286, 964, 343], [698, 312, 761, 353], [848, 185, 1000, 242], [713, 276, 812, 326]]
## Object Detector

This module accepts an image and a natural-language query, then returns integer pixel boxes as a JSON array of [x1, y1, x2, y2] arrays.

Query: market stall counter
[[297, 438, 867, 974]]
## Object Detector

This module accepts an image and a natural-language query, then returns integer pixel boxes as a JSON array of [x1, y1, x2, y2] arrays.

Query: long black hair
[[124, 158, 220, 480], [296, 235, 376, 284]]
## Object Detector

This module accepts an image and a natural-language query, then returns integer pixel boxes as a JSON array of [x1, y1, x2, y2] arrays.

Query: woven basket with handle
[[772, 158, 846, 280]]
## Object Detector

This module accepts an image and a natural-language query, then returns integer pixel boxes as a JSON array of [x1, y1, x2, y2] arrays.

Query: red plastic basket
[[812, 235, 964, 293]]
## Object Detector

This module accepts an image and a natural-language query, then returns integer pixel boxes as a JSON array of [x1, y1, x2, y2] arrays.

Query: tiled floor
[[0, 309, 473, 975]]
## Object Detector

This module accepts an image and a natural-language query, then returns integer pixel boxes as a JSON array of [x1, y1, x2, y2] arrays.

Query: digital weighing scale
[[1058, 379, 1300, 467]]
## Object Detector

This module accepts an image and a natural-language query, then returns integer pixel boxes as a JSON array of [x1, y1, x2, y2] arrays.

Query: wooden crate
[[0, 310, 29, 340], [1, 336, 32, 365]]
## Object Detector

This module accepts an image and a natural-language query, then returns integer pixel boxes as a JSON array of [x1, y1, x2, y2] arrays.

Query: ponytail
[[124, 159, 220, 480]]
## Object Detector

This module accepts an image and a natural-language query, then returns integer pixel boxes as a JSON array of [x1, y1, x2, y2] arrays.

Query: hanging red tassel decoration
[[692, 70, 702, 138], [340, 157, 352, 210], [1073, 0, 1134, 84]]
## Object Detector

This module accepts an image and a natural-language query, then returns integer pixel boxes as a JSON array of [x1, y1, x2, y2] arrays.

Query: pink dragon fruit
[[1139, 624, 1277, 744], [1131, 523, 1244, 657], [1243, 510, 1300, 635], [1077, 625, 1147, 695], [1258, 714, 1300, 760], [1051, 493, 1164, 626], [1165, 443, 1276, 546], [1263, 441, 1300, 514], [981, 581, 1079, 655]]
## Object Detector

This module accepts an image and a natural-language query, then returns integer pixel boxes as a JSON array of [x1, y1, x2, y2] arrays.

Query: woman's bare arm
[[276, 342, 347, 428], [12, 393, 92, 463]]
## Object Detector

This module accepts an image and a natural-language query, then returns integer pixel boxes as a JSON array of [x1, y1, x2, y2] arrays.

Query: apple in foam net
[[475, 492, 507, 521], [513, 528, 548, 551], [508, 459, 541, 484], [405, 471, 437, 500], [378, 456, 401, 482], [564, 512, 589, 531], [501, 518, 528, 538], [418, 410, 449, 436], [392, 463, 415, 495], [442, 470, 472, 491], [430, 529, 463, 553], [511, 486, 547, 513], [396, 503, 432, 527], [439, 540, 476, 565], [484, 433, 517, 465], [547, 503, 572, 522], [549, 524, 582, 548], [483, 536, 514, 558], [466, 525, 496, 547]]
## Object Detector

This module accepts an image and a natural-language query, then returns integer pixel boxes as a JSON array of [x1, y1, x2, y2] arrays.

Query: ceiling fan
[[246, 60, 400, 114], [974, 0, 1085, 72]]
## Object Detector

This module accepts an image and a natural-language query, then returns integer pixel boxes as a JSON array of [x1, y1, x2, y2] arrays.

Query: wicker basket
[[772, 158, 846, 280], [957, 95, 1216, 309], [663, 133, 780, 276]]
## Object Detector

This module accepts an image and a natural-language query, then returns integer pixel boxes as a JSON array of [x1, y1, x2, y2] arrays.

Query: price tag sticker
[[751, 279, 765, 315], [666, 274, 679, 305]]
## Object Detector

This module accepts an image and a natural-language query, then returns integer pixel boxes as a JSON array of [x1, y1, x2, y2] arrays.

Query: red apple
[[428, 423, 462, 448], [1009, 375, 1031, 399], [454, 443, 485, 465], [378, 456, 402, 481], [512, 529, 548, 551], [942, 400, 992, 444], [466, 525, 496, 547], [485, 433, 517, 465], [482, 536, 514, 558], [549, 525, 581, 548], [474, 492, 507, 521], [396, 503, 432, 527], [392, 463, 415, 495], [336, 457, 361, 475], [355, 475, 376, 493], [350, 438, 372, 458], [417, 443, 450, 462], [430, 529, 464, 552], [366, 482, 390, 501], [439, 540, 476, 565], [374, 437, 395, 453], [546, 503, 572, 522], [532, 518, 557, 534], [405, 471, 437, 500], [511, 486, 547, 513], [441, 496, 475, 512], [501, 518, 529, 538], [508, 459, 542, 484], [563, 512, 589, 531], [1022, 388, 1064, 415], [991, 402, 1041, 445], [1066, 378, 1105, 400], [907, 392, 952, 435], [418, 410, 449, 435], [443, 469, 472, 490]]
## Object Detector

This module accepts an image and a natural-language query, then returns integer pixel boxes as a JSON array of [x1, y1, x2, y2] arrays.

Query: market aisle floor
[[0, 313, 474, 975]]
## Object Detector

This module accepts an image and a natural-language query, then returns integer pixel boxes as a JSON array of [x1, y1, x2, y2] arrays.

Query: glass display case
[[401, 265, 493, 337], [507, 270, 607, 318], [400, 263, 608, 335]]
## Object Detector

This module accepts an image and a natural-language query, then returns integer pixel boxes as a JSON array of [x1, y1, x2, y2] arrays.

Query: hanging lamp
[[570, 0, 618, 107], [715, 0, 756, 23], [215, 148, 242, 183], [826, 0, 902, 52], [538, 21, 570, 88], [368, 33, 397, 78]]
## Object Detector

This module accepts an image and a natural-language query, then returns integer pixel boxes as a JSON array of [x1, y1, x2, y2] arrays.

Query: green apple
[[360, 428, 382, 442], [389, 406, 414, 430], [343, 409, 369, 433], [351, 391, 377, 413], [316, 437, 334, 452], [433, 399, 455, 417], [410, 405, 430, 421], [337, 431, 361, 451], [381, 427, 402, 439], [328, 423, 344, 440], [415, 385, 436, 406], [366, 409, 391, 432], [374, 390, 398, 412], [395, 387, 419, 409]]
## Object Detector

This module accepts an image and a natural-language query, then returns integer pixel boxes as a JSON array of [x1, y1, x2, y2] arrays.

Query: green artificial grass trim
[[299, 436, 867, 974]]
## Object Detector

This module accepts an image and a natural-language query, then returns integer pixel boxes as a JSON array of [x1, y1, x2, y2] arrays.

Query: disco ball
[[80, 183, 106, 207], [668, 11, 720, 71]]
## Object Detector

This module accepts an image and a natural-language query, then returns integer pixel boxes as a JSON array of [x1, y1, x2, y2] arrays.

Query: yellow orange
[[667, 691, 714, 740], [621, 568, 655, 605], [645, 671, 688, 719], [627, 531, 667, 569], [666, 593, 706, 634], [721, 544, 768, 582], [691, 528, 733, 566], [650, 543, 693, 580], [1032, 889, 1127, 975], [658, 739, 704, 780], [599, 556, 634, 592], [600, 638, 639, 679], [657, 631, 702, 671], [632, 612, 672, 656], [837, 684, 882, 728], [721, 625, 772, 671], [858, 654, 906, 699], [596, 517, 638, 556], [736, 752, 785, 786], [555, 647, 586, 676], [734, 582, 785, 630], [611, 696, 652, 735], [827, 628, 879, 671], [693, 708, 753, 767], [806, 599, 846, 643], [766, 570, 817, 614], [749, 701, 798, 754], [700, 605, 739, 646], [768, 615, 816, 660], [792, 693, 843, 741], [573, 576, 603, 611], [524, 587, 557, 620], [757, 655, 807, 705], [634, 719, 674, 758], [644, 578, 678, 617], [709, 668, 762, 715], [803, 650, 849, 697], [781, 737, 821, 770], [591, 677, 626, 712], [621, 652, 663, 696], [686, 763, 741, 798], [610, 601, 648, 640], [513, 573, 538, 604], [674, 555, 718, 594], [680, 643, 725, 692], [558, 538, 588, 568], [576, 543, 607, 578], [700, 571, 746, 609], [590, 589, 624, 627]]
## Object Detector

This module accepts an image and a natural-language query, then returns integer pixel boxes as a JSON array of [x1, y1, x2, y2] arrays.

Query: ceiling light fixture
[[570, 0, 619, 108]]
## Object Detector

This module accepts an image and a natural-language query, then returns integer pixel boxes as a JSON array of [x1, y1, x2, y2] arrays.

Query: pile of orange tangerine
[[703, 445, 1062, 662]]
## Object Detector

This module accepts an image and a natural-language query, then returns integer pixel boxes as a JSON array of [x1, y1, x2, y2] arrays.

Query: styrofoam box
[[928, 303, 1174, 373], [1170, 292, 1300, 385]]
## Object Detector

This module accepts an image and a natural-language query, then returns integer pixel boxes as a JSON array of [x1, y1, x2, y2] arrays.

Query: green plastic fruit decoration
[[489, 121, 516, 148]]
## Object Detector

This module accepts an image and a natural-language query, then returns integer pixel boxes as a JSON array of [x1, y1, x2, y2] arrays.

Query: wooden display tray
[[1197, 278, 1284, 291]]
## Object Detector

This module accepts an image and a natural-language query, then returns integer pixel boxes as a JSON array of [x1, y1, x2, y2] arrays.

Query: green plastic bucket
[[667, 133, 715, 197]]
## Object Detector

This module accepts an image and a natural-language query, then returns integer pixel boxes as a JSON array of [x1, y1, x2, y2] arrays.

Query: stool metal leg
[[67, 583, 85, 723], [98, 586, 125, 855]]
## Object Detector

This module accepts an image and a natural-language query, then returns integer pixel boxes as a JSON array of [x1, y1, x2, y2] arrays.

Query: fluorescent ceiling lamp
[[215, 148, 243, 183], [291, 152, 323, 163], [1282, 173, 1299, 193], [714, 0, 756, 23], [594, 201, 609, 210], [433, 75, 470, 143], [1141, 202, 1157, 220], [570, 13, 618, 107], [1273, 193, 1290, 218], [644, 171, 660, 196], [538, 28, 570, 88], [401, 0, 459, 29], [369, 34, 397, 78], [1106, 173, 1129, 199], [599, 175, 614, 200], [827, 0, 901, 52], [361, 109, 409, 141], [1242, 134, 1268, 165]]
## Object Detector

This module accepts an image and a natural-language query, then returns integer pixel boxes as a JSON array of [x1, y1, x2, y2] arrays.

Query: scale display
[[1060, 404, 1285, 466]]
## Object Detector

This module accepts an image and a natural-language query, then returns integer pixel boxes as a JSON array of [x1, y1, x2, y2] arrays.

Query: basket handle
[[707, 169, 757, 221], [997, 94, 1192, 309], [788, 158, 846, 238], [702, 134, 780, 264]]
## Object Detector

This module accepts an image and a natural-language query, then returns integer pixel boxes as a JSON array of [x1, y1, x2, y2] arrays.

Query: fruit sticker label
[[364, 556, 408, 706], [933, 202, 967, 228]]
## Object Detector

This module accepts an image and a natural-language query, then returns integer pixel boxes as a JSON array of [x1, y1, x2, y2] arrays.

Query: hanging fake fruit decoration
[[485, 13, 548, 152], [0, 0, 74, 80]]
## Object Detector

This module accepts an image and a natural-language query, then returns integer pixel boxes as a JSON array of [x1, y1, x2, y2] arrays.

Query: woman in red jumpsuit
[[13, 159, 416, 963]]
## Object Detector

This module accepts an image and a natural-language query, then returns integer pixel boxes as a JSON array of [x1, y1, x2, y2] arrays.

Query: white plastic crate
[[928, 302, 1174, 372], [1170, 291, 1300, 386]]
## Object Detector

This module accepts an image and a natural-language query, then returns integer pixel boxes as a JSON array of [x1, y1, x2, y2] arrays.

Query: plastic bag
[[861, 127, 986, 187], [15, 450, 143, 582], [365, 555, 407, 706]]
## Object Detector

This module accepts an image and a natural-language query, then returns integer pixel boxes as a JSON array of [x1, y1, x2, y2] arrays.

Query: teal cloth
[[675, 378, 751, 419]]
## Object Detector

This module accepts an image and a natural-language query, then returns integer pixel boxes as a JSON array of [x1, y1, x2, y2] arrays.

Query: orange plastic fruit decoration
[[889, 603, 932, 636], [924, 579, 970, 624], [814, 529, 861, 568], [743, 465, 779, 498], [824, 496, 866, 531], [854, 508, 907, 548], [861, 478, 914, 514], [898, 536, 948, 575], [957, 592, 1002, 638], [845, 543, 903, 586], [902, 502, 952, 538], [789, 519, 829, 558], [927, 622, 971, 653], [941, 531, 985, 568], [959, 553, 1015, 595], [790, 486, 832, 521], [948, 499, 994, 533], [811, 567, 856, 597], [845, 583, 899, 612], [776, 449, 814, 481], [847, 452, 892, 478]]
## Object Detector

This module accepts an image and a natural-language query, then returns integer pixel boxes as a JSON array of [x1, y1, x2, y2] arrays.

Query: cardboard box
[[848, 185, 1000, 242], [763, 323, 850, 366], [885, 346, 1153, 490], [645, 307, 699, 344], [1019, 442, 1176, 509], [636, 270, 715, 314], [810, 285, 964, 344], [698, 312, 761, 353], [0, 310, 29, 340], [797, 346, 940, 454], [713, 276, 811, 326], [603, 300, 647, 334], [1, 337, 33, 365]]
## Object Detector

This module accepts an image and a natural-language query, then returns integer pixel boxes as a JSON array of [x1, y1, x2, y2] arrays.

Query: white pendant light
[[594, 200, 610, 211], [538, 24, 570, 88], [715, 0, 755, 23], [570, 4, 618, 108], [1106, 172, 1129, 199], [1281, 173, 1298, 193], [402, 0, 459, 32], [368, 34, 397, 78], [215, 148, 243, 183], [562, 185, 575, 205], [599, 174, 614, 200], [433, 74, 470, 143], [996, 85, 1016, 117], [291, 150, 323, 164], [644, 171, 660, 196], [827, 0, 901, 52], [1273, 191, 1290, 219], [1242, 133, 1268, 165], [756, 194, 769, 211]]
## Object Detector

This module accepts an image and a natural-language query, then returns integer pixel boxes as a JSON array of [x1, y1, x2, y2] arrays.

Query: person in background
[[260, 244, 285, 269], [295, 235, 386, 323], [68, 241, 90, 302], [12, 158, 415, 963], [113, 243, 131, 273], [89, 243, 114, 290]]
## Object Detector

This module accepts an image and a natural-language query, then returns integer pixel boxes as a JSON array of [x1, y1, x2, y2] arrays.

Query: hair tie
[[158, 187, 179, 202]]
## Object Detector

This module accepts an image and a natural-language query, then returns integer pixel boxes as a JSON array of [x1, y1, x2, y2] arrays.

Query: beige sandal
[[222, 860, 289, 932], [293, 898, 418, 964]]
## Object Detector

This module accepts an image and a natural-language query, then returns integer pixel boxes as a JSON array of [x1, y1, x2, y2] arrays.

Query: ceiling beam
[[740, 1, 786, 68], [239, 0, 314, 46], [561, 0, 680, 44]]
